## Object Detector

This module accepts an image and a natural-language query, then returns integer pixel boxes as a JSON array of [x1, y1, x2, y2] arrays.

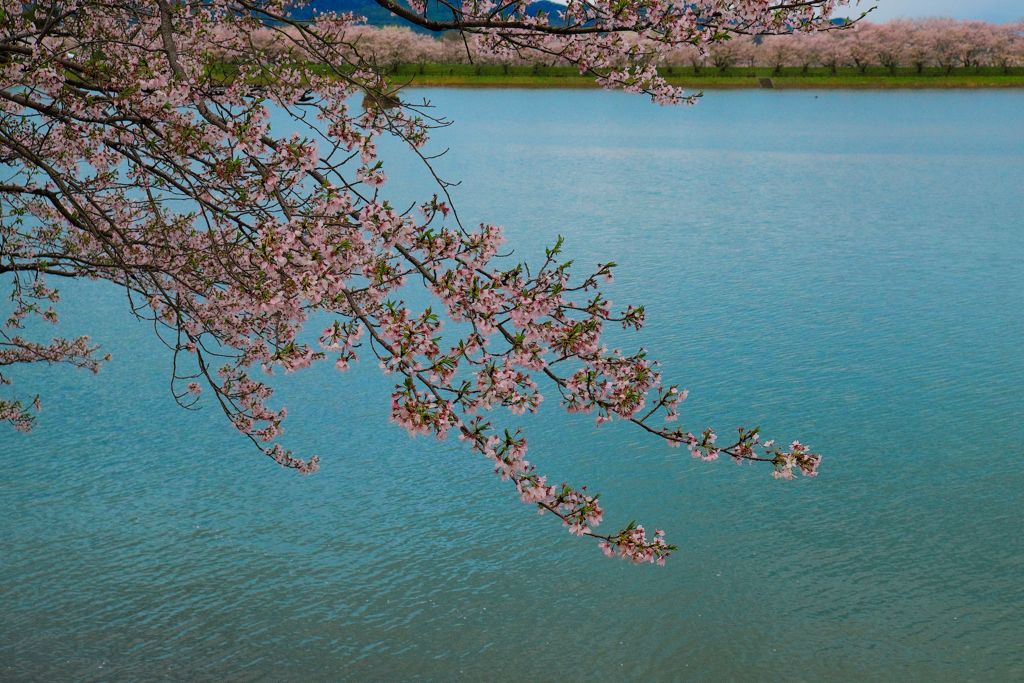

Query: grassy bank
[[386, 63, 1024, 89]]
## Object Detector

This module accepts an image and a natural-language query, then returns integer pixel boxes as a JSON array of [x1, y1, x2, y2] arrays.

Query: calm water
[[2, 90, 1023, 682]]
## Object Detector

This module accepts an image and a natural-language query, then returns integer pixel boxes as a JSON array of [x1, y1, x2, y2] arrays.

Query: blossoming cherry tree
[[0, 0, 840, 565]]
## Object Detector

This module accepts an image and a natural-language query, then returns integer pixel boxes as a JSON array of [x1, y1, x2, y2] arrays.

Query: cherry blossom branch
[[0, 0, 834, 565]]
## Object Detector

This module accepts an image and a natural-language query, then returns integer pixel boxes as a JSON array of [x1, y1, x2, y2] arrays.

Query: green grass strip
[[386, 63, 1024, 89]]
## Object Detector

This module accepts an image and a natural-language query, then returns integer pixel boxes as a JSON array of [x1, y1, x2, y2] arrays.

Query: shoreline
[[385, 65, 1024, 90], [398, 78, 1024, 90]]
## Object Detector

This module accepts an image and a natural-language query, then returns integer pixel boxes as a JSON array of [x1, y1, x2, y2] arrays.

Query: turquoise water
[[2, 90, 1023, 682]]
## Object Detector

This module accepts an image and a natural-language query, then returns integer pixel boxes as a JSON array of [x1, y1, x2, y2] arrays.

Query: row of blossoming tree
[[1, 0, 836, 565], [706, 19, 1024, 74], [253, 18, 1024, 74]]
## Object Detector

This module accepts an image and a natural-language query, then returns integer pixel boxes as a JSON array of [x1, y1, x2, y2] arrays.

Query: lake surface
[[2, 89, 1023, 682]]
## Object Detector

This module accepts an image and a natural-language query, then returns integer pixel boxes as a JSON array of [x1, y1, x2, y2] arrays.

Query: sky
[[843, 0, 1023, 23]]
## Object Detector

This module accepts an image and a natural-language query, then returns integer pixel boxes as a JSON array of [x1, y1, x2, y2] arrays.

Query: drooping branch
[[0, 0, 833, 565]]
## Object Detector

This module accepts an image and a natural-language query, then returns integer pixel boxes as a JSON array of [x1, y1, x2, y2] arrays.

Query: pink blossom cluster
[[768, 440, 822, 480], [0, 0, 827, 562], [0, 394, 41, 432], [265, 443, 322, 475], [599, 523, 671, 566]]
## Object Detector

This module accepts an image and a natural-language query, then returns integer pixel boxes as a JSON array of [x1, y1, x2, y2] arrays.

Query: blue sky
[[846, 0, 1023, 23]]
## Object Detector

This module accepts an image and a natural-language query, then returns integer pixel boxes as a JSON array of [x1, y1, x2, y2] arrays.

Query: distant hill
[[289, 0, 568, 32]]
